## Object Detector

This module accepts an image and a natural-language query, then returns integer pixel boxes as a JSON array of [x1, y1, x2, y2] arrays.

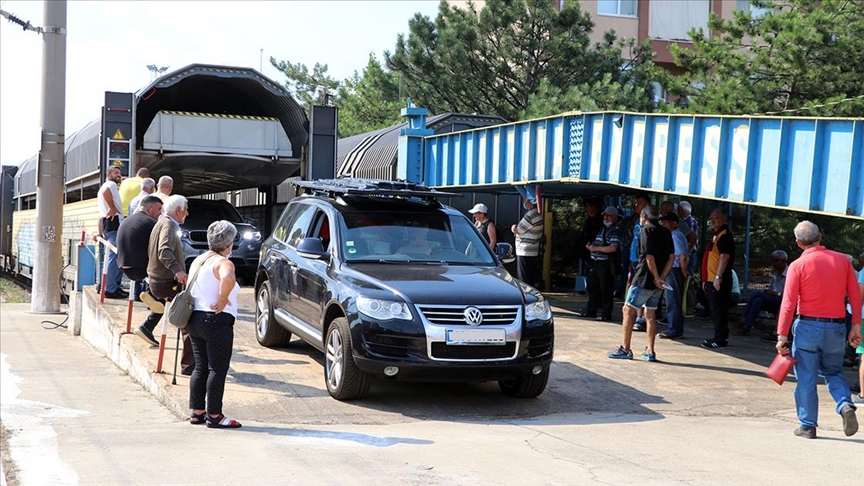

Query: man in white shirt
[[155, 175, 173, 206], [128, 177, 156, 215], [97, 166, 126, 298]]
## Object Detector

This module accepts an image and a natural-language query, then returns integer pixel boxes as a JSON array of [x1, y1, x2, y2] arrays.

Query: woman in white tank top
[[185, 220, 242, 429]]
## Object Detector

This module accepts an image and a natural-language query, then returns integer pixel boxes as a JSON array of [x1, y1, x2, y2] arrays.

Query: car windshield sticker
[[348, 247, 357, 254], [346, 241, 355, 247]]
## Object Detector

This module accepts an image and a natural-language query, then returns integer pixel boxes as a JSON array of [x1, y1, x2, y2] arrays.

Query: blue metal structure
[[405, 111, 863, 219]]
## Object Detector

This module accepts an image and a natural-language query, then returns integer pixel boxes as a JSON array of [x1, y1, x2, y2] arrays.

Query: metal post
[[743, 204, 751, 297], [31, 1, 67, 313]]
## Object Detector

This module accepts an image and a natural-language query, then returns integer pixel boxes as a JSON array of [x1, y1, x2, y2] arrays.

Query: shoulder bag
[[165, 252, 220, 328]]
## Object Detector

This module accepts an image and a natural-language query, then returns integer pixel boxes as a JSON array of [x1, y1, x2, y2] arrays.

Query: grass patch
[[0, 277, 30, 304]]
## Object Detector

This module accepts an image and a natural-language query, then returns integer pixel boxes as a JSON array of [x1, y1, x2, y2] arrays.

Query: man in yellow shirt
[[118, 167, 150, 217]]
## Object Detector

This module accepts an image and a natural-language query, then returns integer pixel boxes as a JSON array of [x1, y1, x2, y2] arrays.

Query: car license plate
[[446, 328, 505, 345]]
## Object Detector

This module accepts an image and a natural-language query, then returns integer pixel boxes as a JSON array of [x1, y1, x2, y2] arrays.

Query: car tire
[[255, 280, 292, 347], [324, 317, 370, 400], [498, 366, 549, 398]]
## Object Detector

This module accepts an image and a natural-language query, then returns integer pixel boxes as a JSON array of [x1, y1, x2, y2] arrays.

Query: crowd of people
[[101, 169, 863, 438], [98, 166, 242, 430], [477, 191, 862, 440]]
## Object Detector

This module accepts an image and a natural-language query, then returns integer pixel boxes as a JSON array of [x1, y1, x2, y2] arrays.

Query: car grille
[[430, 342, 517, 360], [416, 305, 520, 326], [188, 230, 242, 243], [364, 334, 414, 358]]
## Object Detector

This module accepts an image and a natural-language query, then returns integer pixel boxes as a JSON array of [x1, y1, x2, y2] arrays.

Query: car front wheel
[[324, 318, 370, 400], [255, 280, 292, 347], [498, 366, 549, 398]]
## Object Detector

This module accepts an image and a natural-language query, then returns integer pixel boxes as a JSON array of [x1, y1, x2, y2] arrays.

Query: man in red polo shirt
[[775, 221, 862, 439]]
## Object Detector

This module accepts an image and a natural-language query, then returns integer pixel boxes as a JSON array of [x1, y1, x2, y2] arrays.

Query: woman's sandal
[[190, 412, 206, 425], [206, 414, 242, 429]]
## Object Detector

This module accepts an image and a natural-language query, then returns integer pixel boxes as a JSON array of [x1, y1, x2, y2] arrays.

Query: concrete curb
[[78, 286, 188, 420]]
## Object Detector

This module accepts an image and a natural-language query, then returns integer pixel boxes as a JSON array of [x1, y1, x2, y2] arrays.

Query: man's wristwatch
[[777, 335, 789, 342]]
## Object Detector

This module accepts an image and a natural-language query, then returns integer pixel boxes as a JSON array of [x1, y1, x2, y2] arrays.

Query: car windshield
[[184, 201, 244, 226], [339, 210, 496, 265]]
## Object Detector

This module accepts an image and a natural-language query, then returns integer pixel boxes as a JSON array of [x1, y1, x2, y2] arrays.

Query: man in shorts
[[608, 205, 674, 362]]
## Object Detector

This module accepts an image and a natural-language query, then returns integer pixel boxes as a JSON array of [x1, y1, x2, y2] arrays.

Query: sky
[[0, 0, 442, 165]]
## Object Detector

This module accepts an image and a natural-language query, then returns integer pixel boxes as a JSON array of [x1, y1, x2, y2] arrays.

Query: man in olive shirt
[[147, 195, 193, 373]]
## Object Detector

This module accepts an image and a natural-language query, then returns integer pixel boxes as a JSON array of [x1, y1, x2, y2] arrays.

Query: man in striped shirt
[[511, 198, 544, 289]]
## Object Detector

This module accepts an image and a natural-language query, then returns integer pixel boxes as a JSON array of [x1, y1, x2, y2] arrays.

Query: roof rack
[[293, 178, 459, 201]]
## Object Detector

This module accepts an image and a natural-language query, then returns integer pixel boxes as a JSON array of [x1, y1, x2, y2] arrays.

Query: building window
[[598, 0, 637, 17], [736, 0, 770, 17]]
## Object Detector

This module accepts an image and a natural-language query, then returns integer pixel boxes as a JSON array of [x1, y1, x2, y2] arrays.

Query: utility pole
[[32, 1, 67, 313]]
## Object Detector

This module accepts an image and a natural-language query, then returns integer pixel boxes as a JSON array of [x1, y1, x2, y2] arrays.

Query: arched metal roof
[[337, 113, 506, 180], [136, 64, 308, 157]]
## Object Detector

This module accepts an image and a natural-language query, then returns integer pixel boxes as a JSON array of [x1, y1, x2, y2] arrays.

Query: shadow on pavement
[[237, 426, 434, 446]]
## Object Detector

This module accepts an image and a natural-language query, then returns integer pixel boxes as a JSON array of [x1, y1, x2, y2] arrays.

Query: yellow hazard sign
[[112, 129, 125, 140]]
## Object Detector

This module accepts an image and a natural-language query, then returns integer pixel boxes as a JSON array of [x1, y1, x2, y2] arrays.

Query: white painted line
[[0, 353, 87, 486]]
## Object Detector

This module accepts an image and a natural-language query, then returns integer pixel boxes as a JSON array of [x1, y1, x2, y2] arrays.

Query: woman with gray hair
[[186, 220, 242, 429]]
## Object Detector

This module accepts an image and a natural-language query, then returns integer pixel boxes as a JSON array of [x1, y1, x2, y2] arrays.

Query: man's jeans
[[664, 268, 685, 336], [792, 318, 855, 428], [742, 290, 781, 329], [102, 230, 123, 293]]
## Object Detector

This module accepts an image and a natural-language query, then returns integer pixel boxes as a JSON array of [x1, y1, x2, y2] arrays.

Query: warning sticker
[[112, 129, 124, 140]]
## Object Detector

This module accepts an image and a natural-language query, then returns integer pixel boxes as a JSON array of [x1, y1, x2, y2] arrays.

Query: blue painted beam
[[414, 111, 864, 219]]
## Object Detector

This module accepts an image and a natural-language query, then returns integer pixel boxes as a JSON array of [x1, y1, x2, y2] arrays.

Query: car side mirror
[[297, 237, 330, 261], [495, 242, 515, 264], [246, 217, 258, 227]]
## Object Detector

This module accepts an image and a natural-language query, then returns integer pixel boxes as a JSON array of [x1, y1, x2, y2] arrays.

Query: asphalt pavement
[[1, 289, 862, 485]]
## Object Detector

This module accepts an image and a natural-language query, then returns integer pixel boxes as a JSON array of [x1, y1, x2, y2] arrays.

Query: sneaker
[[105, 289, 129, 299], [633, 323, 647, 332], [793, 426, 817, 439], [641, 348, 657, 362], [181, 366, 195, 376], [840, 404, 859, 437], [595, 316, 612, 322], [576, 309, 597, 319], [139, 292, 165, 314], [607, 346, 633, 360], [658, 332, 683, 340], [133, 326, 159, 347], [701, 339, 728, 349]]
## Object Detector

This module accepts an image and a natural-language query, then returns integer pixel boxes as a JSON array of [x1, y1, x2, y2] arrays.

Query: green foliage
[[336, 54, 405, 138], [385, 0, 658, 121], [270, 58, 341, 109], [664, 0, 864, 116]]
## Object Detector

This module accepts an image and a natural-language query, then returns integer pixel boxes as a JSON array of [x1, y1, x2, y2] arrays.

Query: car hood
[[342, 264, 530, 305]]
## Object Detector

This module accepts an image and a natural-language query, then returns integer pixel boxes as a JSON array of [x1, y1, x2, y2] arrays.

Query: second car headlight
[[525, 299, 552, 321], [243, 230, 262, 241], [357, 296, 412, 321]]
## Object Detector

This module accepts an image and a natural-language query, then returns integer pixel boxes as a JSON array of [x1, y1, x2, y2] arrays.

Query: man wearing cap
[[582, 206, 621, 322], [468, 203, 497, 249], [658, 212, 688, 339]]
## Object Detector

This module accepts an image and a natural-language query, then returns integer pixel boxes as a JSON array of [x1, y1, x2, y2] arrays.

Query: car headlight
[[243, 230, 262, 241], [356, 296, 412, 321], [177, 229, 190, 239], [525, 299, 551, 321]]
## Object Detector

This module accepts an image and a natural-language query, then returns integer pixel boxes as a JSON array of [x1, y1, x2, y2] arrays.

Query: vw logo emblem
[[463, 307, 483, 326]]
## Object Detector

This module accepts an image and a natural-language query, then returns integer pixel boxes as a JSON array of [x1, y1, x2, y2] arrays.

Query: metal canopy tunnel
[[400, 110, 863, 219], [136, 64, 308, 196]]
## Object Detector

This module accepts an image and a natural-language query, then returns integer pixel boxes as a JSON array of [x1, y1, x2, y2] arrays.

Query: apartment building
[[450, 0, 767, 98]]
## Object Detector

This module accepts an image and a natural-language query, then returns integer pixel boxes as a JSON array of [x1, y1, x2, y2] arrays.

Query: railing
[[90, 231, 176, 375]]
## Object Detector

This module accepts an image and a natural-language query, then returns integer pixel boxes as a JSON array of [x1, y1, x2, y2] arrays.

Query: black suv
[[254, 179, 554, 400], [180, 198, 262, 281]]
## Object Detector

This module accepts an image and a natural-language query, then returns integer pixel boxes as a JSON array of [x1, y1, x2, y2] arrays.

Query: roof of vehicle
[[293, 179, 458, 206]]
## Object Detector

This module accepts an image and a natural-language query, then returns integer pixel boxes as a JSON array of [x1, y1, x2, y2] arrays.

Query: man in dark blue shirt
[[581, 206, 621, 322]]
